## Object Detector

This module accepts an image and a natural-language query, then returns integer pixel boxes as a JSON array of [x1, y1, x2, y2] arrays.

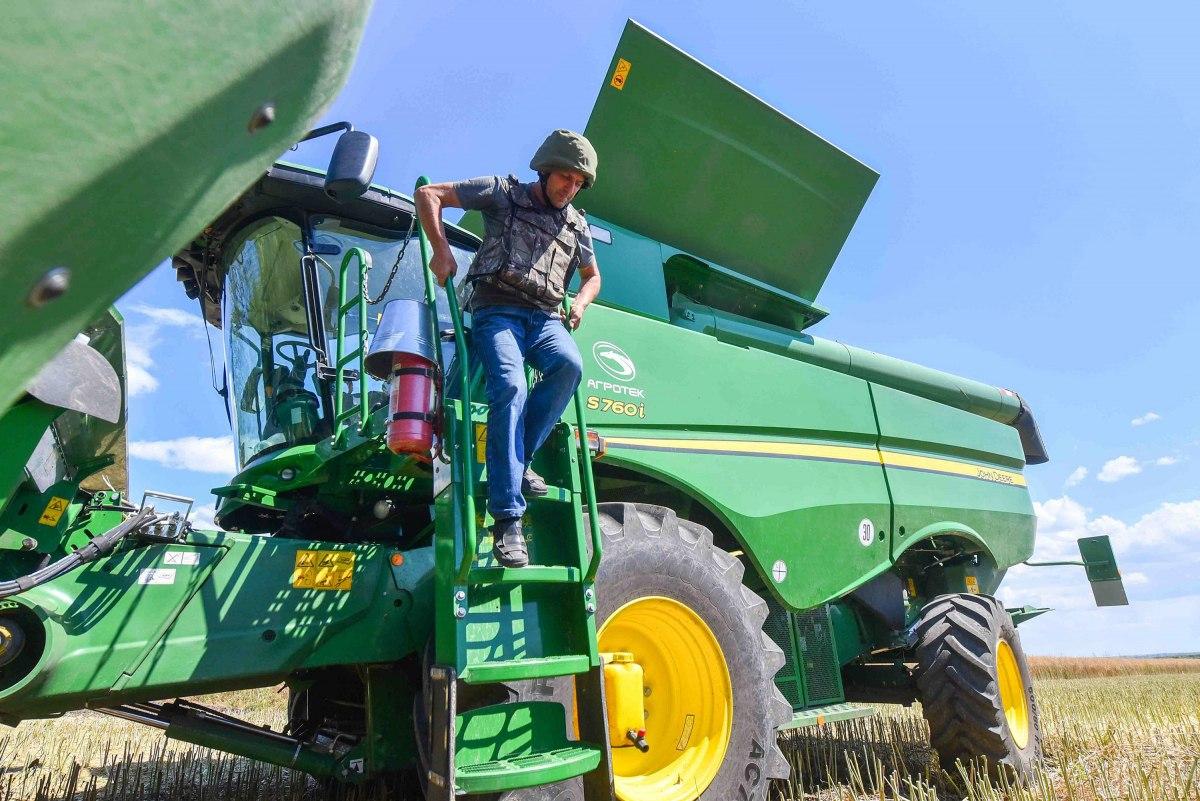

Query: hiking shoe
[[492, 517, 529, 568], [522, 467, 549, 497]]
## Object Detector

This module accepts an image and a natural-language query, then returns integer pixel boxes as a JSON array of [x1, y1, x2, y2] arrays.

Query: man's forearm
[[415, 187, 452, 255], [575, 273, 602, 308]]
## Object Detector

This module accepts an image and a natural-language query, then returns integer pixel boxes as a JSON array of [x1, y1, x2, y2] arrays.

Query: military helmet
[[530, 130, 598, 189]]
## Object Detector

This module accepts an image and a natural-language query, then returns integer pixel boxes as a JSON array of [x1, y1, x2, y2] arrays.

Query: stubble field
[[0, 658, 1196, 801]]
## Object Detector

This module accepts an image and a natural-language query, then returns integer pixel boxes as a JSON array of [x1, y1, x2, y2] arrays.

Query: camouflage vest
[[463, 176, 587, 311]]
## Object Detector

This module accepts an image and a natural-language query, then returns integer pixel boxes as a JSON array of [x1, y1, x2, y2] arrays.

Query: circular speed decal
[[857, 519, 875, 547]]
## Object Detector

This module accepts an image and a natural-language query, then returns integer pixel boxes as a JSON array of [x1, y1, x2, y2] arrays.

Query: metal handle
[[563, 295, 604, 582], [333, 246, 371, 443], [413, 176, 478, 583]]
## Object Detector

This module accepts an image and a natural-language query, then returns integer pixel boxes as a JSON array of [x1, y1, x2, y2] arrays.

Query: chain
[[363, 214, 417, 305]]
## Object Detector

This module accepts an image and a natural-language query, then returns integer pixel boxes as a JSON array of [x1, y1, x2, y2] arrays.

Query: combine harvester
[[0, 19, 1127, 801]]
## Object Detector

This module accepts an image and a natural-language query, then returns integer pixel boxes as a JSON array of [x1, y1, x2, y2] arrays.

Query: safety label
[[965, 575, 980, 594], [138, 568, 176, 585], [292, 550, 355, 591], [474, 423, 487, 464], [611, 58, 632, 90], [38, 496, 70, 526], [163, 552, 200, 566]]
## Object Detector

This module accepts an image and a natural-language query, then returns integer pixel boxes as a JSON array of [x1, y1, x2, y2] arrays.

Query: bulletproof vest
[[464, 176, 586, 310]]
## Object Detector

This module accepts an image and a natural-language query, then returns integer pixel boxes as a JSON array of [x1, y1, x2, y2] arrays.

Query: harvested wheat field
[[0, 658, 1196, 801]]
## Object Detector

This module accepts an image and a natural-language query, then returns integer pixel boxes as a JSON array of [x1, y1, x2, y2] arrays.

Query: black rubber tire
[[912, 593, 1043, 782], [491, 502, 793, 801]]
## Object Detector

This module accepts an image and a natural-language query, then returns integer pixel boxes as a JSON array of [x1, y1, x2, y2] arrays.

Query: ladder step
[[461, 655, 591, 685], [455, 701, 602, 794], [468, 565, 581, 585], [477, 483, 573, 503], [457, 745, 602, 794]]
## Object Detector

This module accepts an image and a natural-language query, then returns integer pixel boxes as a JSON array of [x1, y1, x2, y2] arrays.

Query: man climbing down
[[416, 130, 601, 568]]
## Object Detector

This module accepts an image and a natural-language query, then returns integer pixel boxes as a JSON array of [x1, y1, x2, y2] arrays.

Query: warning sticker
[[292, 550, 355, 591], [965, 575, 980, 594], [138, 568, 176, 585], [38, 496, 70, 526], [163, 551, 200, 566], [474, 423, 487, 464], [610, 58, 632, 90], [676, 713, 695, 751]]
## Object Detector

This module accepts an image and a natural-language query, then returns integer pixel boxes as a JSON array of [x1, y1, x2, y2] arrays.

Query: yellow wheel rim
[[996, 639, 1030, 749], [598, 596, 733, 801]]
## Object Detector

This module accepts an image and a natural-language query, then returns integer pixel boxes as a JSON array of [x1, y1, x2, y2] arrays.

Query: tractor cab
[[175, 162, 480, 528], [219, 207, 475, 467]]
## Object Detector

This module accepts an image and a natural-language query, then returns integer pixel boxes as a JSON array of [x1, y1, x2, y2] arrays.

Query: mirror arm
[[299, 121, 353, 144]]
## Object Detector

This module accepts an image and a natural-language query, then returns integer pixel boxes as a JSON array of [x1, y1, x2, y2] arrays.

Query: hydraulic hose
[[0, 507, 158, 600]]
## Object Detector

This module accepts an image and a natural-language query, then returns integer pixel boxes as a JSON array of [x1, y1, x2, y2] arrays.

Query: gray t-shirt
[[453, 175, 595, 310]]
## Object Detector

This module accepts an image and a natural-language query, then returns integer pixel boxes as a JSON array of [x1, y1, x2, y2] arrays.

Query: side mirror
[[1078, 535, 1128, 607], [324, 130, 379, 202]]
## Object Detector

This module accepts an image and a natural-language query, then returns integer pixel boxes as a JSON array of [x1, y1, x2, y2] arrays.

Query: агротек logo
[[592, 341, 636, 382]]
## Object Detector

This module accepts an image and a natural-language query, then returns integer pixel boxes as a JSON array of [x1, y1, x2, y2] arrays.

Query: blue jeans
[[471, 305, 583, 521]]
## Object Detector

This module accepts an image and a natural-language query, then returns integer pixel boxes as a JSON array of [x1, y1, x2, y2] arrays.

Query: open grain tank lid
[[583, 21, 879, 304]]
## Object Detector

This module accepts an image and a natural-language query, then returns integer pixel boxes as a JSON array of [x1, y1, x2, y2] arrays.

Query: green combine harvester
[[0, 18, 1128, 801]]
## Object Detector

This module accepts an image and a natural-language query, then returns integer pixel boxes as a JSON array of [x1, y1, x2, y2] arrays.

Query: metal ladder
[[413, 177, 614, 799]]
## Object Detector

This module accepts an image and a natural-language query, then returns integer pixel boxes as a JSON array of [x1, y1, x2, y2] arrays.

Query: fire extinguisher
[[364, 298, 441, 460], [387, 352, 439, 459]]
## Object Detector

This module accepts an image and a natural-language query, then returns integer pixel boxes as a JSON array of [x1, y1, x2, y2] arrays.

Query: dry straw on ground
[[0, 659, 1196, 800]]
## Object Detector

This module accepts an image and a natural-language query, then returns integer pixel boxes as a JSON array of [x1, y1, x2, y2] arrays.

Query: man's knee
[[488, 370, 528, 406]]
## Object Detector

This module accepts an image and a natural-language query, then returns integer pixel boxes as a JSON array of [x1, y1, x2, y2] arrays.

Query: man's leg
[[523, 311, 584, 462], [470, 306, 530, 523]]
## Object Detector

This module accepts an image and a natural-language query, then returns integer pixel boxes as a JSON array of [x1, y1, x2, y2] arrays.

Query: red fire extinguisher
[[387, 352, 439, 460]]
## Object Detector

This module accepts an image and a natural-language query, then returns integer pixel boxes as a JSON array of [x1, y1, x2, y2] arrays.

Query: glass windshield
[[221, 213, 476, 468], [224, 217, 330, 467]]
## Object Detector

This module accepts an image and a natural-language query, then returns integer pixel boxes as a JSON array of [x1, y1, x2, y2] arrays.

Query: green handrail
[[564, 298, 604, 582], [413, 177, 478, 583], [333, 247, 371, 444]]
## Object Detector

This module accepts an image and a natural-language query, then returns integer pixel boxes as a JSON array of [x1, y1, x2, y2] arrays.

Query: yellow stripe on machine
[[604, 436, 1025, 487]]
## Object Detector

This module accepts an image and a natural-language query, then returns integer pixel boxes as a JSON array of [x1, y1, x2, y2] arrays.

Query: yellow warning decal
[[474, 423, 487, 464], [38, 496, 70, 526], [610, 58, 632, 90], [965, 575, 980, 594], [292, 549, 355, 591]]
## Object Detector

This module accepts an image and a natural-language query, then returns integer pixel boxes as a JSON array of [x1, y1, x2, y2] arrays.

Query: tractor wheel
[[498, 502, 792, 801], [415, 502, 792, 801], [912, 593, 1042, 782]]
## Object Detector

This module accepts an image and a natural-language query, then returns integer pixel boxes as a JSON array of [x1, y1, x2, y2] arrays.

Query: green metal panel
[[582, 20, 878, 304], [0, 2, 370, 415], [0, 536, 434, 719], [871, 384, 1035, 569], [579, 217, 672, 321], [577, 303, 894, 610]]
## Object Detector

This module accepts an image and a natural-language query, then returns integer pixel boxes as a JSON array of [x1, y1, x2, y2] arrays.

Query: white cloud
[[1155, 456, 1179, 467], [1125, 571, 1149, 586], [125, 323, 160, 397], [1131, 411, 1161, 426], [130, 303, 203, 329], [1064, 466, 1087, 487], [189, 503, 228, 531], [120, 304, 205, 396], [129, 436, 236, 475], [1098, 456, 1141, 483]]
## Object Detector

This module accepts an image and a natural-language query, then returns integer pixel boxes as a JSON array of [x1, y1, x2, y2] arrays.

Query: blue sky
[[118, 3, 1200, 655]]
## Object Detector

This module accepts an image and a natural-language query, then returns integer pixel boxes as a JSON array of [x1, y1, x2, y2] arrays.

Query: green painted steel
[[333, 247, 372, 445], [1, 2, 370, 416], [778, 702, 875, 731], [0, 532, 433, 720], [455, 702, 603, 793], [582, 21, 878, 305]]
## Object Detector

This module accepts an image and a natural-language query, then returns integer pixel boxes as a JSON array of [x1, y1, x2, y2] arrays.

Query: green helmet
[[530, 130, 598, 189]]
